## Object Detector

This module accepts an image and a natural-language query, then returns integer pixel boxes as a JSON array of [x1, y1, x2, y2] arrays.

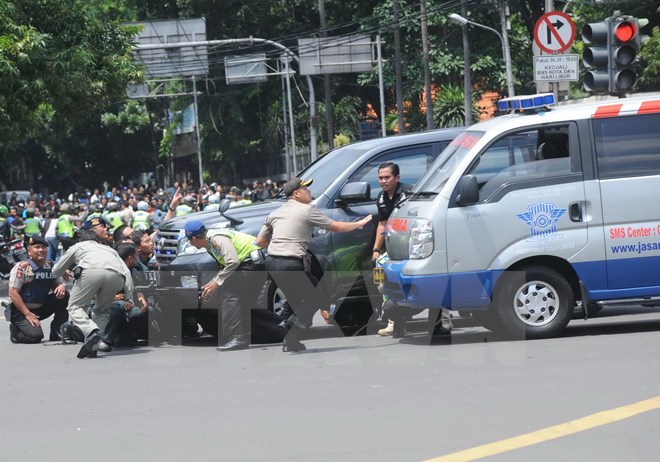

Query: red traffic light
[[614, 21, 637, 42]]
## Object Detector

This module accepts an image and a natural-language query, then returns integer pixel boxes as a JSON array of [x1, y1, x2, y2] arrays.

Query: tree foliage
[[0, 0, 141, 148]]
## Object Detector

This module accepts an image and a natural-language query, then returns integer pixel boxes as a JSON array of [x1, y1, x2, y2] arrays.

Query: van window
[[466, 125, 578, 202], [348, 144, 435, 200], [593, 112, 660, 179]]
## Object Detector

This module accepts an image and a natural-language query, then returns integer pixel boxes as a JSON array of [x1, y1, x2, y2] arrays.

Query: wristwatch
[[372, 248, 380, 253]]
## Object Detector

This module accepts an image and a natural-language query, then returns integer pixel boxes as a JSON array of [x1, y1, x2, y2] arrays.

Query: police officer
[[132, 201, 153, 232], [52, 224, 134, 359], [6, 235, 69, 343], [256, 177, 372, 352], [104, 202, 126, 236], [185, 220, 263, 351], [23, 207, 42, 238], [56, 203, 84, 252], [371, 162, 412, 336]]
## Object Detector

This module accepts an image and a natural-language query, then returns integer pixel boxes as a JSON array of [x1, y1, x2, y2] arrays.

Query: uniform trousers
[[265, 255, 323, 330], [219, 267, 259, 337], [67, 268, 125, 337], [8, 293, 69, 343]]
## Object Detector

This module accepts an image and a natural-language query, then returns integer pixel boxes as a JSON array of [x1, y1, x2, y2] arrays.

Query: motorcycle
[[0, 238, 28, 279]]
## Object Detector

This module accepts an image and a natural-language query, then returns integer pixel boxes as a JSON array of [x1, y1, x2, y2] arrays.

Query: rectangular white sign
[[533, 54, 579, 82]]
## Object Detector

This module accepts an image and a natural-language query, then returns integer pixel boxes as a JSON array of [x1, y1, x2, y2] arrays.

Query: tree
[[0, 0, 141, 148]]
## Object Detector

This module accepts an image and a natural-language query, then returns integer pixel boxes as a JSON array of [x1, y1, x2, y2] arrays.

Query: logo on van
[[517, 202, 566, 240]]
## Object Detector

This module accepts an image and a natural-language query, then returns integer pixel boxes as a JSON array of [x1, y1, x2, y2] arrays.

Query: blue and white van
[[383, 94, 660, 338]]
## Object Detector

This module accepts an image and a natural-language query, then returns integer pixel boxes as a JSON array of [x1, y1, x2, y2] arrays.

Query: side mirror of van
[[456, 175, 479, 206], [337, 182, 371, 204]]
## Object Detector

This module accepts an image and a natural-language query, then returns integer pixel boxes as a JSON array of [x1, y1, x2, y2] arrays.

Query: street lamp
[[449, 13, 515, 98]]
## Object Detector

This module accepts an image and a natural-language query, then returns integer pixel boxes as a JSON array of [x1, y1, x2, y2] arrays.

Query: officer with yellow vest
[[132, 201, 153, 232], [56, 203, 84, 252], [184, 220, 262, 351], [104, 202, 126, 236], [23, 208, 42, 238]]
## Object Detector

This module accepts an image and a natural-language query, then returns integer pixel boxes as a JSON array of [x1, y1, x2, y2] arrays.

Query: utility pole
[[461, 0, 473, 126], [499, 0, 515, 97], [420, 0, 434, 129], [319, 0, 335, 149], [393, 0, 405, 134]]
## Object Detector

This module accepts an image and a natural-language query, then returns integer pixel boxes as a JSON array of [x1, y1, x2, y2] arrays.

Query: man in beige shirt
[[257, 177, 371, 352], [52, 226, 134, 359]]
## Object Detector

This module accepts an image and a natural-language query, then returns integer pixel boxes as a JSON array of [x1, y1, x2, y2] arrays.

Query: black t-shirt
[[376, 182, 412, 222]]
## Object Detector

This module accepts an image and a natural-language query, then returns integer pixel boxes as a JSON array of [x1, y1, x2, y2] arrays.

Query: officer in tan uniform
[[256, 177, 372, 352], [52, 224, 134, 359]]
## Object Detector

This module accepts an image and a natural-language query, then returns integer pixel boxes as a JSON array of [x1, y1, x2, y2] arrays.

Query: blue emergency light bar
[[497, 93, 556, 112]]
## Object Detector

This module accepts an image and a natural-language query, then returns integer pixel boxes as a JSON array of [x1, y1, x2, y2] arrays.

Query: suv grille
[[154, 228, 181, 264]]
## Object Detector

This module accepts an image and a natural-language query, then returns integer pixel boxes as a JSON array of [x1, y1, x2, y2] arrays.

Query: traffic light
[[609, 16, 648, 93], [582, 19, 611, 93]]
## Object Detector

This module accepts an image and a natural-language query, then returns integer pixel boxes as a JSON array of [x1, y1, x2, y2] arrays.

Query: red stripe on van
[[638, 100, 660, 115], [593, 104, 623, 118]]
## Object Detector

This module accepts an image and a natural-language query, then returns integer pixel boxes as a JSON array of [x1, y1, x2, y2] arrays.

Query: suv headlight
[[409, 219, 433, 259]]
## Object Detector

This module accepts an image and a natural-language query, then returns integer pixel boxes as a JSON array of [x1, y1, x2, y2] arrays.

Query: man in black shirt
[[372, 162, 411, 262]]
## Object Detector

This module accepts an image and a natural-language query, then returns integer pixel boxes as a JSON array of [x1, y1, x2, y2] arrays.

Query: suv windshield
[[285, 144, 371, 198], [413, 131, 484, 195]]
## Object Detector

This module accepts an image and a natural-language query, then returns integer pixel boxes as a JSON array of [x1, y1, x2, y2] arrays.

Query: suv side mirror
[[218, 198, 243, 226], [219, 198, 231, 214], [337, 182, 371, 204], [456, 175, 479, 206]]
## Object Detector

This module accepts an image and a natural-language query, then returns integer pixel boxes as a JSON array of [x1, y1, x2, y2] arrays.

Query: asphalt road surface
[[2, 277, 660, 462]]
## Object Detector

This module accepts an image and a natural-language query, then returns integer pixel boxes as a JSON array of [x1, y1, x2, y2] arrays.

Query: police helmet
[[59, 203, 70, 213], [25, 207, 36, 218], [183, 195, 197, 206], [0, 204, 7, 217], [137, 201, 149, 211], [106, 201, 119, 212], [94, 203, 104, 213]]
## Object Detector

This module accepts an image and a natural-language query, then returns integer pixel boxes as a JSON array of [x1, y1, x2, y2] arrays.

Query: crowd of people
[[0, 178, 288, 259], [2, 167, 453, 358]]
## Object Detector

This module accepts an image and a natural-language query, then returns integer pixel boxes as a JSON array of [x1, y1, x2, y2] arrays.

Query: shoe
[[282, 336, 306, 352], [60, 322, 77, 345], [9, 325, 18, 344], [77, 331, 101, 359], [217, 334, 249, 352], [392, 324, 406, 339], [430, 327, 452, 345], [378, 319, 395, 337], [95, 339, 112, 352], [49, 330, 63, 342]]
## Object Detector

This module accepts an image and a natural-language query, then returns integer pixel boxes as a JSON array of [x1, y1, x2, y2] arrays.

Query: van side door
[[594, 110, 660, 291]]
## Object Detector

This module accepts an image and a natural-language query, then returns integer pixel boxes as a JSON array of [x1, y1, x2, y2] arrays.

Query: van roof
[[471, 93, 660, 134]]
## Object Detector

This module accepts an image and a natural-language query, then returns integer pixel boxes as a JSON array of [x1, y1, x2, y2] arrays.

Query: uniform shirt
[[52, 240, 134, 299], [258, 199, 332, 258], [9, 259, 63, 309], [207, 234, 241, 286], [376, 182, 412, 222]]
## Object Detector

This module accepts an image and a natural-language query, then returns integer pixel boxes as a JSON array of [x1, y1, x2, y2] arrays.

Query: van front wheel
[[493, 266, 573, 339]]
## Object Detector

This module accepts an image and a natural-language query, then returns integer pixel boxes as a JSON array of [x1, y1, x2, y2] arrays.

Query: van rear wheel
[[493, 266, 573, 339]]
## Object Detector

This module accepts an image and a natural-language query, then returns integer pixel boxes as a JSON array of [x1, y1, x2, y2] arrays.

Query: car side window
[[348, 144, 435, 200], [466, 125, 579, 202]]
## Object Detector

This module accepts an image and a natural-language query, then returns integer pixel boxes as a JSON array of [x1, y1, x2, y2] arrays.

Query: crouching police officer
[[6, 236, 69, 343], [184, 220, 264, 351]]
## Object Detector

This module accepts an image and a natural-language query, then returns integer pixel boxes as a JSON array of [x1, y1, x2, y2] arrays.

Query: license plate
[[140, 270, 161, 286], [373, 267, 384, 285]]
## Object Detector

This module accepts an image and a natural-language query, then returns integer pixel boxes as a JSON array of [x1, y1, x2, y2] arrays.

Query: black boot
[[77, 330, 101, 359], [60, 322, 77, 345], [282, 325, 306, 352], [217, 334, 250, 352]]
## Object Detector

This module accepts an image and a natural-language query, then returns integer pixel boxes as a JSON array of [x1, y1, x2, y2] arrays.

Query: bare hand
[[124, 300, 134, 311], [356, 215, 372, 229], [62, 270, 73, 282], [53, 284, 66, 299], [25, 312, 40, 328], [372, 250, 380, 262], [170, 187, 183, 208], [201, 282, 219, 301]]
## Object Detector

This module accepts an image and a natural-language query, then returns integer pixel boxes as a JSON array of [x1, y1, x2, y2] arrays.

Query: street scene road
[[3, 277, 660, 462]]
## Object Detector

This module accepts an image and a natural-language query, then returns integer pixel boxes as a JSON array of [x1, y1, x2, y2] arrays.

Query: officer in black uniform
[[6, 235, 69, 343]]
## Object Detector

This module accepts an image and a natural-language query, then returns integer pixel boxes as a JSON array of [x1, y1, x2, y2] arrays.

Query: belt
[[268, 255, 303, 261]]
